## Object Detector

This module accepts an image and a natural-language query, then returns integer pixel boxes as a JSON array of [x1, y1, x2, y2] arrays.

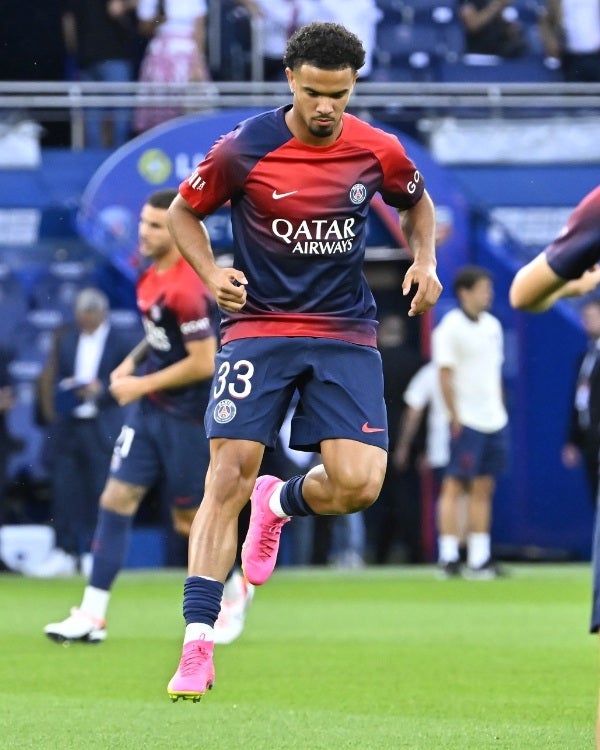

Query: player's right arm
[[110, 339, 149, 382], [168, 194, 247, 312], [509, 253, 600, 312]]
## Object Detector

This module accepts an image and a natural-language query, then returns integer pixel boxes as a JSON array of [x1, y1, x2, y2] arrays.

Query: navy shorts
[[205, 337, 388, 453], [444, 425, 508, 480], [109, 398, 209, 510]]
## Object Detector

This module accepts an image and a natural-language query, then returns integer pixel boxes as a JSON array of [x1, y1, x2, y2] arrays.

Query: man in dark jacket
[[26, 288, 139, 576]]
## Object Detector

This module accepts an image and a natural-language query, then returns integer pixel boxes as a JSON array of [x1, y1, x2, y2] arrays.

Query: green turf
[[0, 565, 596, 749]]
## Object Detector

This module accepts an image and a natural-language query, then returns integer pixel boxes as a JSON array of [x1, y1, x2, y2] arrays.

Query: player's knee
[[172, 512, 193, 537], [99, 479, 141, 515], [332, 467, 384, 513]]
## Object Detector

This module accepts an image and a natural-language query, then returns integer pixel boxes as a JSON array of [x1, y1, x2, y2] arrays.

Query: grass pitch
[[0, 565, 596, 749]]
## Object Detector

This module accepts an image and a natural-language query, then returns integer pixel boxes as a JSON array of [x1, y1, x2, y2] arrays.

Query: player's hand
[[110, 357, 135, 383], [109, 376, 146, 406], [402, 262, 442, 317], [570, 265, 600, 297], [209, 268, 248, 312]]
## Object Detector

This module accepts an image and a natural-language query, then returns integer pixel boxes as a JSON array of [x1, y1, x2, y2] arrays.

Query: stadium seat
[[6, 358, 47, 481], [373, 51, 442, 83], [440, 55, 562, 82], [16, 308, 64, 365], [109, 308, 144, 338], [29, 261, 96, 317], [0, 264, 29, 347]]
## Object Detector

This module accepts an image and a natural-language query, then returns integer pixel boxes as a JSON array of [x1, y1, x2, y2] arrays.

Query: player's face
[[285, 64, 358, 146], [138, 204, 172, 261]]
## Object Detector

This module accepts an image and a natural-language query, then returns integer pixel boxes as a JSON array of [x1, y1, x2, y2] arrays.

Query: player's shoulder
[[439, 307, 462, 325], [343, 113, 405, 150], [577, 185, 600, 219], [230, 107, 291, 150]]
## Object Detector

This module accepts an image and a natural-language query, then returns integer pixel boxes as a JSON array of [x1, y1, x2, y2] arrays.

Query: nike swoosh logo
[[361, 422, 386, 433], [272, 190, 298, 200]]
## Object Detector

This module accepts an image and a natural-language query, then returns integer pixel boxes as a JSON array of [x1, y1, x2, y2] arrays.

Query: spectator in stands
[[133, 0, 210, 132], [458, 0, 529, 58], [62, 0, 138, 148], [25, 288, 138, 578], [239, 1, 382, 82], [301, 1, 383, 80], [539, 0, 600, 82], [233, 1, 307, 81]]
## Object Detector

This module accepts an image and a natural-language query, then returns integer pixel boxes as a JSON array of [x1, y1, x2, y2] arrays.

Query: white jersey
[[403, 361, 450, 469], [433, 308, 508, 433]]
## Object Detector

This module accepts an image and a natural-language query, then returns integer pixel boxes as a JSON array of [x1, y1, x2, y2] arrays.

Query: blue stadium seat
[[29, 261, 96, 317], [0, 264, 29, 347], [16, 308, 64, 365], [109, 308, 144, 338], [440, 55, 562, 82], [6, 359, 47, 481], [373, 51, 442, 83]]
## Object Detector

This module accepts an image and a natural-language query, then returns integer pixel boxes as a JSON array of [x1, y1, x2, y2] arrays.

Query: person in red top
[[166, 22, 441, 702], [44, 189, 254, 647]]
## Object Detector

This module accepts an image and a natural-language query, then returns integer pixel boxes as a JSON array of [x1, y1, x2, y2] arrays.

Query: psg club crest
[[214, 399, 237, 424], [349, 183, 367, 205]]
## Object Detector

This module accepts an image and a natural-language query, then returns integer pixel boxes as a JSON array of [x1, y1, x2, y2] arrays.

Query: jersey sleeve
[[372, 129, 425, 210], [179, 129, 244, 216], [545, 186, 600, 280], [171, 271, 216, 343]]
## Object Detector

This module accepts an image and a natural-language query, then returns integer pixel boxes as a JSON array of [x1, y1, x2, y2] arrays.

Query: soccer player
[[165, 21, 442, 701], [509, 184, 600, 749], [44, 189, 253, 647]]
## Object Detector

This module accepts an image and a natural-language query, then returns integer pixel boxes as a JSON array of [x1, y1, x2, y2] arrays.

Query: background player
[[165, 21, 441, 701], [44, 189, 253, 647], [509, 184, 600, 748]]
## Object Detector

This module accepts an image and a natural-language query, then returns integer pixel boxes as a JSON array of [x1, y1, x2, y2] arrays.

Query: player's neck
[[154, 247, 181, 272]]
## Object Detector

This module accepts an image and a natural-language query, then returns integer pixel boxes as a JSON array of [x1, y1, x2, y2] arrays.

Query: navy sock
[[89, 508, 133, 591], [279, 475, 316, 517], [183, 576, 224, 626]]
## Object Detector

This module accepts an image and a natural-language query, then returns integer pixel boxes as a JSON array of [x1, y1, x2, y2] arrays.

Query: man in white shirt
[[26, 288, 139, 577], [433, 266, 509, 578]]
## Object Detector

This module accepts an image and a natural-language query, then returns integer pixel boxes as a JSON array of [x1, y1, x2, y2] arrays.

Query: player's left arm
[[509, 253, 600, 312], [109, 337, 217, 406], [399, 189, 443, 317]]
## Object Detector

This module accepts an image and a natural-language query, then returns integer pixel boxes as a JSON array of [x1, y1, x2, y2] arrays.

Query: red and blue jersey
[[179, 106, 425, 348], [545, 185, 600, 280], [137, 256, 216, 421]]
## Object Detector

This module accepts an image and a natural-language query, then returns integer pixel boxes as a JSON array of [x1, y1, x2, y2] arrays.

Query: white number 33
[[213, 359, 254, 399]]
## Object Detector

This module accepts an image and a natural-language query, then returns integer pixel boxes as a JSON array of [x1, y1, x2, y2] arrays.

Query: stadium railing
[[0, 81, 598, 150]]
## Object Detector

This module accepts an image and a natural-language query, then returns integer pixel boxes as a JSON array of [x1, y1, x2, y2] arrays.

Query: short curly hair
[[283, 22, 365, 72]]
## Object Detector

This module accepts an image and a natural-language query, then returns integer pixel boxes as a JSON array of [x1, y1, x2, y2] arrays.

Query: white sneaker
[[44, 607, 107, 644], [23, 548, 77, 578], [214, 572, 255, 645]]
